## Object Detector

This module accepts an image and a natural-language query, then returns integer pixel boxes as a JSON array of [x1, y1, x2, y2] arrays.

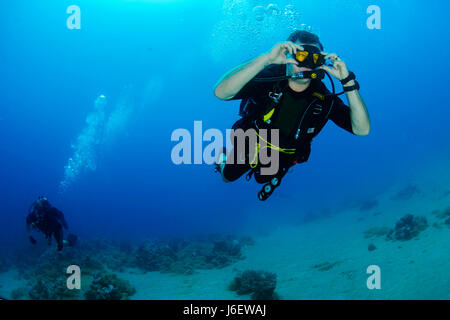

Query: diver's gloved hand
[[29, 236, 37, 245]]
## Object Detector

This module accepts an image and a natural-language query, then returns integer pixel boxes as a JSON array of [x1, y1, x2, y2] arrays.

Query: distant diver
[[214, 30, 371, 201], [26, 196, 72, 251]]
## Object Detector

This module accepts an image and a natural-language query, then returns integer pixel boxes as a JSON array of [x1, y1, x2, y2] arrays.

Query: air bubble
[[252, 6, 265, 22], [266, 4, 281, 16]]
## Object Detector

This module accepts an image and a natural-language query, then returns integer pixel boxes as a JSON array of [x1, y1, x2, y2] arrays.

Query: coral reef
[[9, 233, 254, 299], [135, 240, 177, 272], [12, 234, 252, 277], [228, 270, 278, 300], [12, 238, 134, 300], [368, 244, 376, 251], [28, 276, 80, 300], [134, 235, 249, 274], [206, 238, 244, 268], [11, 287, 27, 300], [84, 273, 136, 300], [386, 214, 428, 241]]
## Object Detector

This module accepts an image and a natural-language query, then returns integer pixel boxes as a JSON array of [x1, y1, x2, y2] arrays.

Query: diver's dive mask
[[294, 45, 325, 69], [287, 44, 326, 80]]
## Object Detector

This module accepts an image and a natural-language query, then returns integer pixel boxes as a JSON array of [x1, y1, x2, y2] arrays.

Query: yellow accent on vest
[[263, 108, 275, 122], [312, 92, 325, 100]]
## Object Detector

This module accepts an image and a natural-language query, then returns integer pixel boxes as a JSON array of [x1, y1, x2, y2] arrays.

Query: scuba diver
[[26, 196, 69, 251], [214, 30, 371, 201]]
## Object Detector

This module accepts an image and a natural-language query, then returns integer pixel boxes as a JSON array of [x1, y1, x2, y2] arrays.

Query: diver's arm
[[214, 54, 270, 100], [26, 217, 37, 244], [343, 85, 371, 136], [214, 42, 301, 100]]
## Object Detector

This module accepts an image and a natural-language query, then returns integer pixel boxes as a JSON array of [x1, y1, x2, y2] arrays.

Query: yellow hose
[[250, 131, 296, 169]]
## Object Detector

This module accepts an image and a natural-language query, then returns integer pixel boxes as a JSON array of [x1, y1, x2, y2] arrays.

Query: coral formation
[[134, 235, 249, 274], [135, 240, 177, 272], [28, 276, 80, 300], [368, 244, 376, 251], [9, 234, 254, 299], [386, 214, 428, 241], [206, 238, 243, 268], [228, 270, 278, 300], [10, 287, 27, 300], [84, 273, 136, 300]]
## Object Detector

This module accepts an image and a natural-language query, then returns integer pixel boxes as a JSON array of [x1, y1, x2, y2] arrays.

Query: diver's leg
[[214, 147, 228, 177], [218, 126, 254, 182], [54, 229, 64, 251], [222, 161, 251, 183], [218, 143, 253, 183], [254, 170, 273, 184], [255, 153, 299, 200], [46, 233, 52, 246]]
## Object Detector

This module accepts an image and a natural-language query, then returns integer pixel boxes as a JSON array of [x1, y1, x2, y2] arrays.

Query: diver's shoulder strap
[[262, 80, 289, 124]]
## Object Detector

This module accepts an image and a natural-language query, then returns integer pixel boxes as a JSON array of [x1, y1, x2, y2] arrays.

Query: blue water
[[0, 0, 449, 270]]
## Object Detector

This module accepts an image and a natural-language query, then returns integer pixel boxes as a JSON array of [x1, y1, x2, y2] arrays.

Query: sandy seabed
[[2, 194, 449, 300], [2, 160, 450, 300]]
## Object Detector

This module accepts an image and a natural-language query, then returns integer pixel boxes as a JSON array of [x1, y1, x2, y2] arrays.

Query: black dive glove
[[29, 236, 37, 245]]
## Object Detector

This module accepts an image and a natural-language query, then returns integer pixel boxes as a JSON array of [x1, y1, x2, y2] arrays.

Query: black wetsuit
[[27, 205, 68, 251], [223, 65, 354, 183]]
